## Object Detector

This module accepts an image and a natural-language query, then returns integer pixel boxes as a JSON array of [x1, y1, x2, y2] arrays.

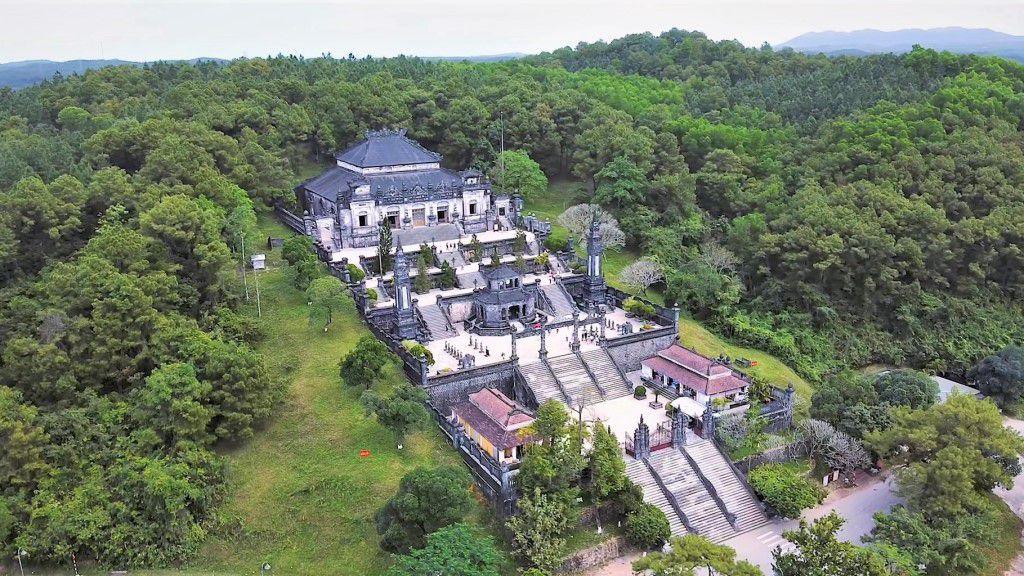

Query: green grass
[[140, 214, 502, 576], [980, 495, 1024, 576]]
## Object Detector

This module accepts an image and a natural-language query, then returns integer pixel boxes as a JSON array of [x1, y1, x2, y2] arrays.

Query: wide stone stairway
[[685, 440, 768, 534], [547, 353, 606, 407], [624, 442, 768, 544], [625, 458, 688, 537], [518, 360, 565, 404], [578, 348, 632, 398], [540, 283, 576, 319], [418, 303, 456, 339]]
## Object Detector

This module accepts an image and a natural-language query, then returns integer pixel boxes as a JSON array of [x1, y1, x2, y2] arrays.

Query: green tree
[[360, 383, 430, 441], [867, 395, 1024, 519], [493, 150, 548, 200], [773, 512, 888, 576], [507, 488, 573, 572], [384, 523, 501, 576], [874, 370, 939, 409], [748, 463, 825, 518], [282, 234, 315, 266], [623, 503, 671, 550], [634, 534, 763, 576], [439, 260, 456, 289], [376, 466, 473, 552], [306, 276, 349, 330], [339, 334, 396, 389], [414, 252, 432, 294], [589, 422, 626, 503], [0, 386, 50, 509], [968, 345, 1024, 409], [130, 363, 213, 447]]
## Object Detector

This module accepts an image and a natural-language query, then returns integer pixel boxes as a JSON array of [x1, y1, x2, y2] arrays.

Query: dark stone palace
[[295, 129, 513, 249]]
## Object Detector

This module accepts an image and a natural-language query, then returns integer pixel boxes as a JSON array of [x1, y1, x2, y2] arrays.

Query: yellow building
[[452, 388, 535, 464]]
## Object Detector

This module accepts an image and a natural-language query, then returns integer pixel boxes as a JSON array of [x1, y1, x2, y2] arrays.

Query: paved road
[[722, 474, 902, 573]]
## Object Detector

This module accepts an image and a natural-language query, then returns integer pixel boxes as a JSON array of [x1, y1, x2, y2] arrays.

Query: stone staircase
[[579, 348, 632, 399], [647, 449, 736, 542], [418, 303, 456, 339], [625, 458, 688, 537], [547, 353, 605, 407], [518, 360, 566, 404], [684, 440, 768, 534], [457, 270, 485, 290], [540, 283, 576, 319]]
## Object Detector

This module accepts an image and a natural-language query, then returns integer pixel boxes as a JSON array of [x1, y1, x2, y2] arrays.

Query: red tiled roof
[[451, 388, 536, 452], [469, 388, 533, 428], [643, 345, 748, 396], [658, 345, 731, 376]]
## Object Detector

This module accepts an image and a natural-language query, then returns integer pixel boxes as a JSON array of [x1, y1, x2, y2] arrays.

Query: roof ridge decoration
[[365, 128, 408, 138]]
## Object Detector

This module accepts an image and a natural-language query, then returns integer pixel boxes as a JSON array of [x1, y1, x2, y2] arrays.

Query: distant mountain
[[424, 53, 525, 63], [778, 27, 1024, 62], [0, 57, 227, 90]]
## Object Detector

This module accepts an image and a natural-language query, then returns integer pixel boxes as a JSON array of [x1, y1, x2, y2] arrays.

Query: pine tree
[[414, 253, 432, 293]]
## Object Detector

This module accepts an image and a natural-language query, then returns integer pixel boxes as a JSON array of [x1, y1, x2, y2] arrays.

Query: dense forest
[[1, 27, 1023, 568]]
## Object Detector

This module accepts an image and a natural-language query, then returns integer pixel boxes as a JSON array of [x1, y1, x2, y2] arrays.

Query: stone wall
[[556, 536, 631, 574], [425, 360, 517, 408], [606, 329, 678, 372]]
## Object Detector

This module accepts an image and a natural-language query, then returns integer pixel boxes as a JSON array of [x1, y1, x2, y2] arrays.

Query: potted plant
[[634, 385, 647, 400]]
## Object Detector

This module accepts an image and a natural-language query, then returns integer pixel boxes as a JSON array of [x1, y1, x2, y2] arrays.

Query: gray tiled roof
[[299, 165, 469, 206], [335, 129, 441, 168]]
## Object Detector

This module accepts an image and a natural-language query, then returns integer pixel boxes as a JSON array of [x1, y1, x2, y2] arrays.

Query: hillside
[[778, 27, 1024, 62]]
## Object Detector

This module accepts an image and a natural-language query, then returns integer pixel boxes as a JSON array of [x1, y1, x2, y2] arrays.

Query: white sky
[[0, 0, 1022, 63]]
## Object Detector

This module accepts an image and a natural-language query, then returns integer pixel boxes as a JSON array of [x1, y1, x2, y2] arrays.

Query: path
[[998, 417, 1024, 576]]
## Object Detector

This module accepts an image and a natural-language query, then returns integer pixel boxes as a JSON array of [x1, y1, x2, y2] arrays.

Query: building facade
[[295, 129, 512, 249]]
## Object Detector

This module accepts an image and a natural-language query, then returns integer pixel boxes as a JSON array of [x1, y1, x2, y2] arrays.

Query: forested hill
[[0, 29, 1023, 569]]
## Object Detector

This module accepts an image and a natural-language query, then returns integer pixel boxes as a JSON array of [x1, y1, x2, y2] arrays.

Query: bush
[[623, 297, 656, 319], [544, 228, 568, 252], [624, 503, 671, 549], [365, 288, 378, 302], [748, 463, 825, 518], [282, 234, 315, 265], [403, 340, 435, 366], [346, 263, 365, 283], [634, 385, 647, 399]]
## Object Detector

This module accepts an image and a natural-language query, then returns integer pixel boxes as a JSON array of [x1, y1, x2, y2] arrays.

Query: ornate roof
[[335, 129, 441, 168]]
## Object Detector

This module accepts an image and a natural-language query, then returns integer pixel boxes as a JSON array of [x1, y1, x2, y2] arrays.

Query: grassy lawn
[[980, 495, 1024, 576], [137, 214, 503, 576]]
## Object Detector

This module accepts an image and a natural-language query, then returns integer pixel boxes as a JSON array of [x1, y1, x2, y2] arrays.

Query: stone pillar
[[584, 214, 607, 309], [672, 306, 680, 332], [393, 244, 418, 340], [510, 328, 518, 362], [671, 406, 687, 448], [702, 403, 716, 440], [539, 318, 548, 358], [303, 210, 316, 237], [570, 311, 581, 353], [598, 310, 607, 342], [634, 416, 651, 460], [418, 356, 429, 387]]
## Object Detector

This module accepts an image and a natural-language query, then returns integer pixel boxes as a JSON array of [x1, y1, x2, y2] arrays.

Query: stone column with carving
[[671, 406, 687, 448], [634, 416, 651, 460], [570, 310, 581, 353], [539, 317, 548, 358], [510, 327, 518, 362], [702, 403, 716, 440]]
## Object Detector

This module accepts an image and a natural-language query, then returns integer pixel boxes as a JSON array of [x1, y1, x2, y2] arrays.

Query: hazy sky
[[1, 0, 1022, 63]]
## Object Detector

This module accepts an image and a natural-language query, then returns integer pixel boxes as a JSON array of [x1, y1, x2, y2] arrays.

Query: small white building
[[250, 253, 266, 270]]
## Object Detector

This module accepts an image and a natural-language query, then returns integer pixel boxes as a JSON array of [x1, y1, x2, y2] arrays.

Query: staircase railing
[[575, 351, 607, 398], [436, 301, 457, 335], [678, 445, 737, 527], [711, 436, 769, 518], [642, 457, 695, 534], [541, 356, 573, 405], [599, 345, 634, 393]]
